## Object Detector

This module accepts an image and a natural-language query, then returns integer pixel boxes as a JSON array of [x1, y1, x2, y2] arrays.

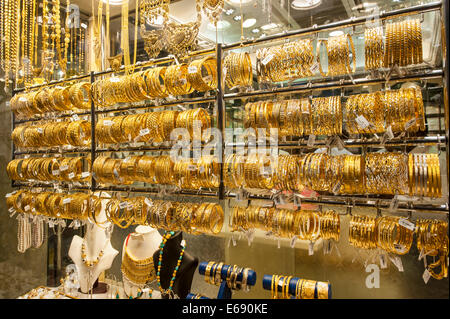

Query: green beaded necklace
[[156, 231, 186, 297]]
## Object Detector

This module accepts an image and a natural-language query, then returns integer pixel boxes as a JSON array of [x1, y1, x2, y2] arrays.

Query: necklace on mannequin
[[81, 237, 109, 268], [121, 233, 156, 286], [156, 231, 186, 298]]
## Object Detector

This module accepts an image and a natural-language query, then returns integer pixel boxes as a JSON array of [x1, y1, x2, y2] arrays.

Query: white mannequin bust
[[69, 198, 119, 294], [122, 226, 162, 298]]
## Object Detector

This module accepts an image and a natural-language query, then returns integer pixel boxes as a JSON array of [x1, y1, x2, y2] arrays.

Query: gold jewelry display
[[12, 120, 91, 148], [201, 0, 224, 26], [384, 19, 423, 67], [7, 156, 91, 183], [270, 274, 329, 299], [365, 26, 384, 70], [317, 33, 355, 76], [257, 39, 314, 83], [121, 233, 156, 286], [204, 261, 253, 291], [224, 52, 252, 89]]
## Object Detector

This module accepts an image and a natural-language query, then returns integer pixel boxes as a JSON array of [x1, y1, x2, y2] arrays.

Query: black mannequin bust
[[152, 232, 198, 299]]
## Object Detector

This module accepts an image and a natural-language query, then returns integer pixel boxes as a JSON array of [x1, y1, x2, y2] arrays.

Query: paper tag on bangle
[[71, 114, 80, 121], [188, 66, 198, 74], [290, 235, 297, 248], [261, 54, 274, 66], [355, 115, 370, 129], [139, 128, 150, 136], [52, 170, 60, 176], [144, 198, 152, 207], [422, 268, 431, 284], [103, 120, 113, 126], [187, 165, 197, 171], [310, 62, 320, 74], [81, 172, 90, 178], [389, 255, 404, 272], [119, 201, 127, 209], [307, 134, 316, 147], [386, 125, 394, 139], [62, 198, 72, 204], [24, 205, 30, 212], [308, 242, 315, 255], [60, 165, 68, 172], [404, 118, 416, 131], [379, 253, 388, 269], [110, 77, 120, 83], [8, 207, 15, 213], [37, 128, 43, 133], [68, 172, 75, 179], [398, 218, 415, 231]]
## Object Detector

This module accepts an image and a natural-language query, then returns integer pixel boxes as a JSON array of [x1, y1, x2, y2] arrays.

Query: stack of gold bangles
[[244, 97, 341, 137], [93, 155, 220, 189], [319, 210, 341, 241], [377, 216, 414, 255], [91, 57, 217, 107], [7, 157, 91, 183], [204, 261, 253, 291], [257, 39, 314, 83], [222, 152, 440, 197], [223, 52, 252, 89], [317, 33, 356, 76], [12, 120, 91, 148], [9, 82, 91, 118], [270, 275, 329, 299], [230, 206, 324, 241], [384, 19, 423, 68], [365, 26, 384, 70], [96, 108, 211, 144], [349, 215, 379, 249], [416, 219, 448, 280], [6, 190, 92, 220], [104, 197, 224, 234]]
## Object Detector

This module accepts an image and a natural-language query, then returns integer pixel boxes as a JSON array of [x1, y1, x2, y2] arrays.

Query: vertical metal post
[[443, 0, 450, 225], [89, 71, 97, 192], [216, 43, 225, 200], [10, 90, 16, 188]]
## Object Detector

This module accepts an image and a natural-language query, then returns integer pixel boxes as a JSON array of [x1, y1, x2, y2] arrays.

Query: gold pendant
[[108, 53, 124, 72]]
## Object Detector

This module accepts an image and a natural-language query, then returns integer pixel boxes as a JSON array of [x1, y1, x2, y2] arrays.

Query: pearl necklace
[[81, 238, 108, 268], [156, 231, 186, 297], [18, 215, 32, 253]]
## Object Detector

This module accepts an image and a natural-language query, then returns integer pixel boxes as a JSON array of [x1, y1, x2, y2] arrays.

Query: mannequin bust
[[68, 200, 118, 294], [121, 225, 162, 298], [152, 232, 198, 299]]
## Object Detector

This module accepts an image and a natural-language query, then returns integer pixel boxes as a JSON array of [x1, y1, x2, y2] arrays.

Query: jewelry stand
[[198, 262, 257, 299]]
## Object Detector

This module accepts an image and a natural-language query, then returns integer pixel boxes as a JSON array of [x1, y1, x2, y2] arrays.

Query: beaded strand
[[156, 231, 186, 297]]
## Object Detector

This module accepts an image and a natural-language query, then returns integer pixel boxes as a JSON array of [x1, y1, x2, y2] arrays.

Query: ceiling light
[[225, 8, 235, 15], [329, 30, 344, 37], [291, 0, 322, 10], [252, 28, 260, 33], [207, 20, 231, 30], [233, 15, 242, 21], [261, 23, 279, 30], [102, 0, 125, 5], [242, 18, 256, 28]]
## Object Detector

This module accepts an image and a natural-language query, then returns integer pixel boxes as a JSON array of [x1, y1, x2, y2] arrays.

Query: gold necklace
[[201, 0, 224, 26], [139, 0, 167, 58], [121, 0, 130, 73], [81, 238, 107, 268], [120, 234, 156, 285]]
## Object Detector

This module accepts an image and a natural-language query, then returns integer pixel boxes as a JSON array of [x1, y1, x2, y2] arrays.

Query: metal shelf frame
[[9, 1, 449, 216]]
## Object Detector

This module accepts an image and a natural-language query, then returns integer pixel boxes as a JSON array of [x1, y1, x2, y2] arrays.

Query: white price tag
[[308, 242, 314, 256], [144, 198, 152, 207], [123, 157, 131, 163], [37, 128, 43, 133], [307, 134, 316, 147], [290, 236, 297, 248], [398, 218, 415, 231], [72, 114, 80, 121], [60, 165, 69, 172], [386, 125, 394, 139], [404, 118, 416, 130], [103, 120, 113, 126], [52, 170, 60, 176], [68, 172, 75, 179], [62, 198, 72, 204], [139, 128, 150, 136], [261, 54, 274, 66], [5, 193, 13, 198], [24, 205, 30, 211], [187, 165, 197, 171], [188, 66, 198, 74], [355, 115, 370, 129], [310, 62, 320, 74], [81, 172, 90, 178], [389, 256, 404, 272], [110, 77, 121, 83], [422, 269, 431, 284], [119, 202, 127, 209], [8, 207, 15, 213]]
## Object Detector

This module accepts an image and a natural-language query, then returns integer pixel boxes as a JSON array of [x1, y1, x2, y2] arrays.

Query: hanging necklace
[[81, 237, 109, 268], [156, 231, 186, 297]]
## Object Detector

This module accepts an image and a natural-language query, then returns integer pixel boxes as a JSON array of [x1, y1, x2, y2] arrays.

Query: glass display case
[[0, 0, 448, 300]]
